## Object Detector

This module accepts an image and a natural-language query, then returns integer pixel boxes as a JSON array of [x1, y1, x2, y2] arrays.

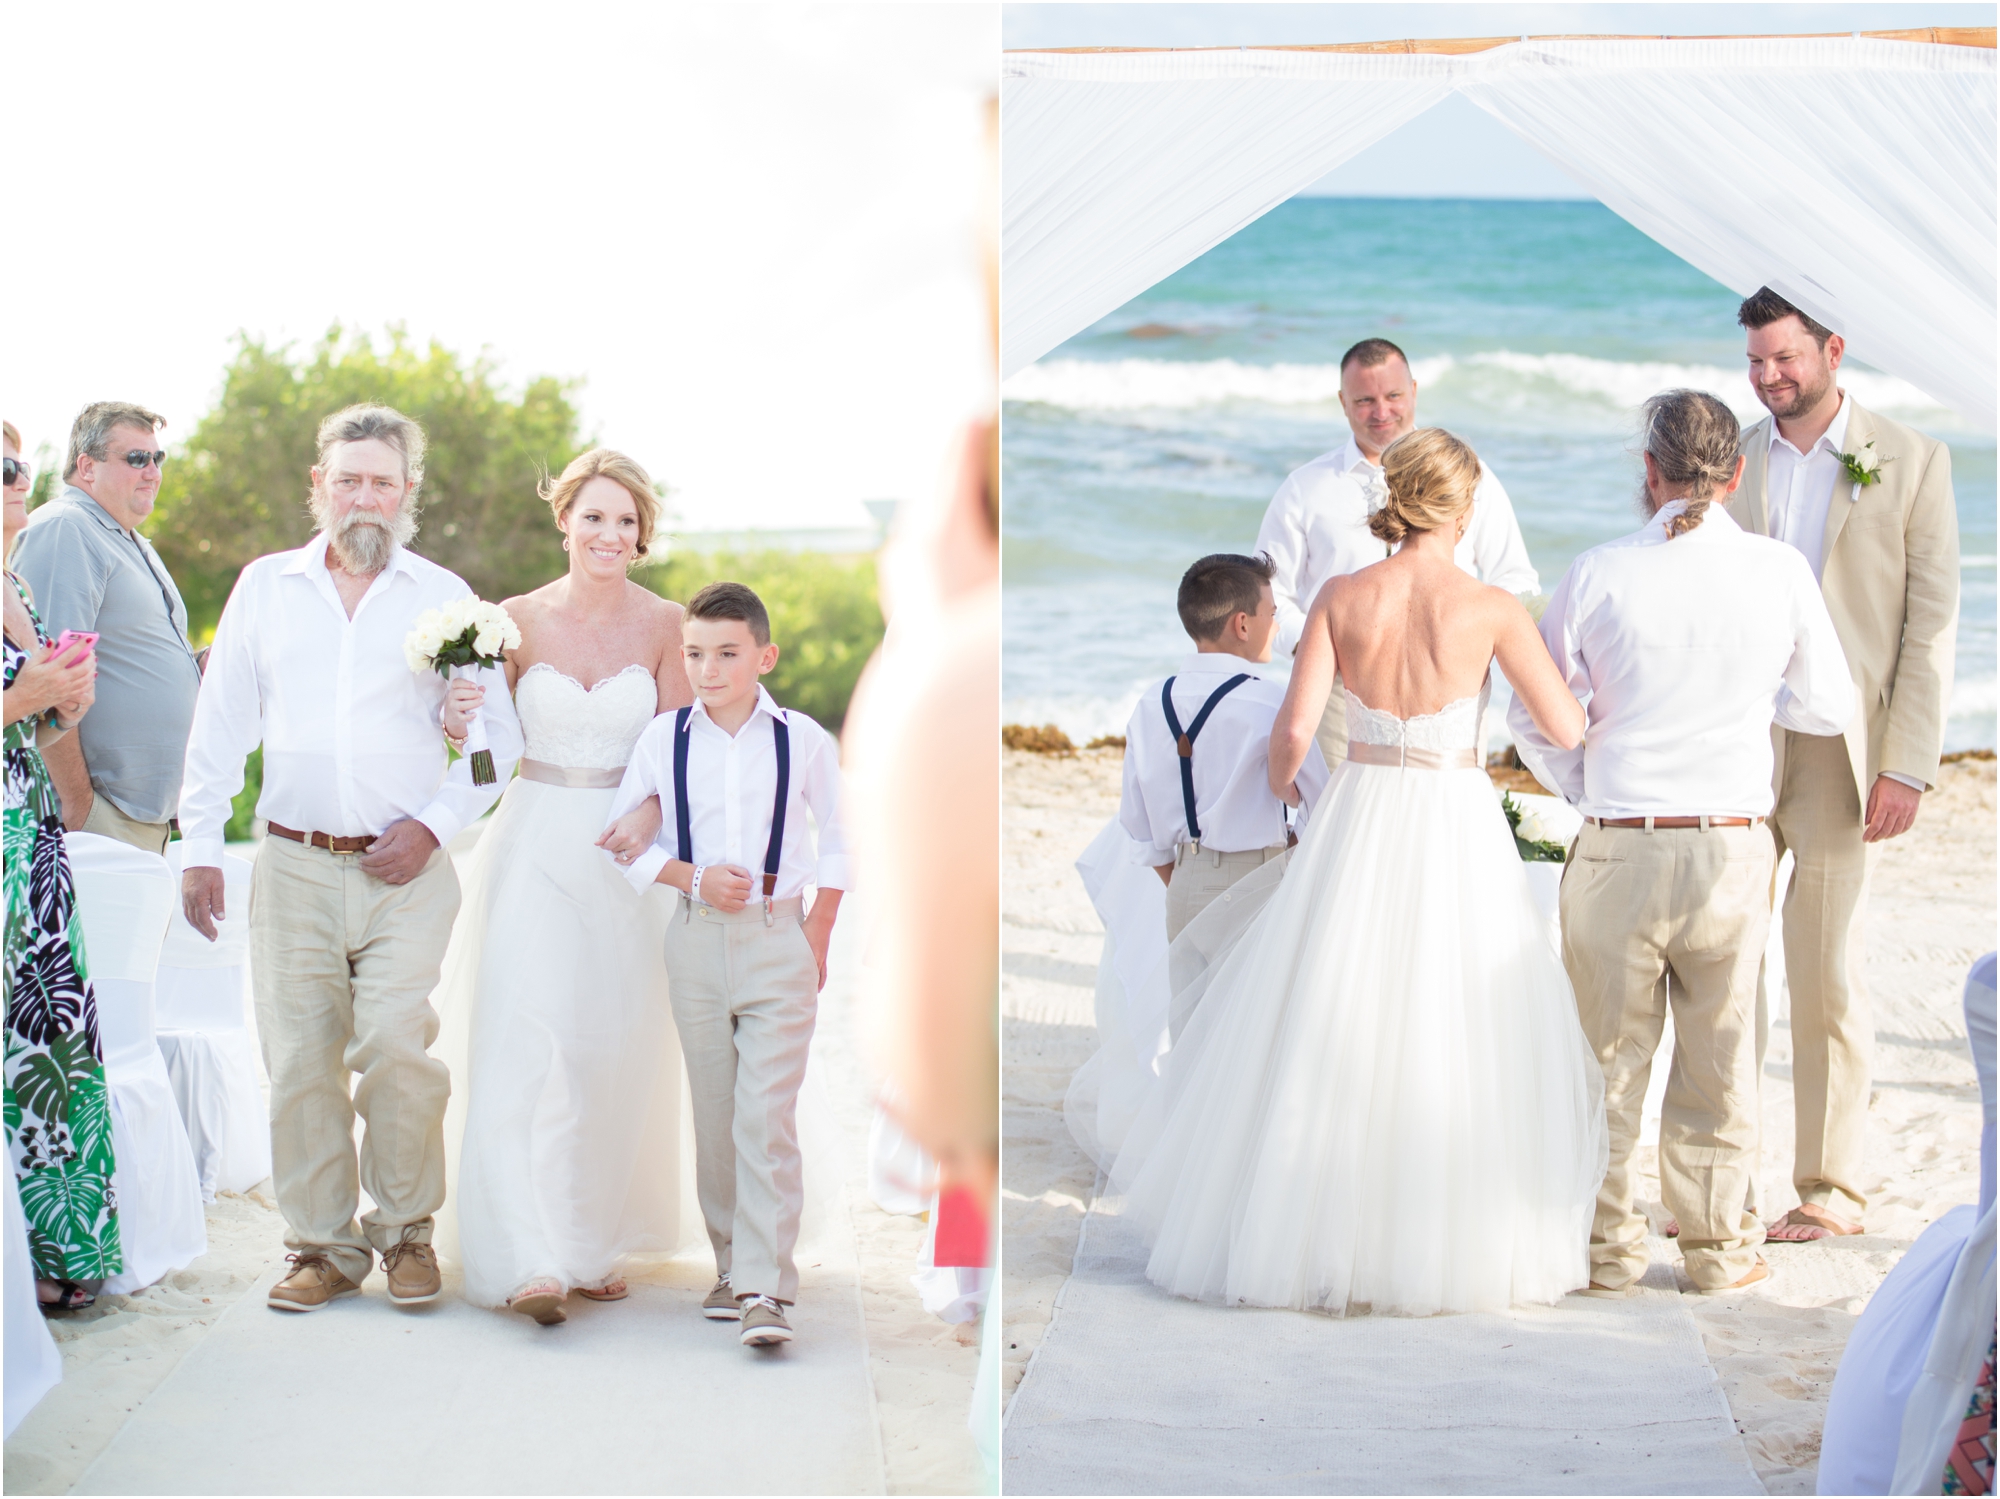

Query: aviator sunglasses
[[117, 449, 168, 470]]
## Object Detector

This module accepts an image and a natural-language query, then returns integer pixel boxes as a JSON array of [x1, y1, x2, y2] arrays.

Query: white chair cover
[[156, 847, 271, 1202], [4, 1166, 61, 1438], [65, 833, 207, 1294]]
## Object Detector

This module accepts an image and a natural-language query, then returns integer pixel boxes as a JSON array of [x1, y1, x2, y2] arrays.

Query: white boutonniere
[[1838, 441, 1885, 502]]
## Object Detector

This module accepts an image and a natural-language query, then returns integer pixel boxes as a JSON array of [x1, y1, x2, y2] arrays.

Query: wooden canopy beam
[[1014, 28, 1997, 54]]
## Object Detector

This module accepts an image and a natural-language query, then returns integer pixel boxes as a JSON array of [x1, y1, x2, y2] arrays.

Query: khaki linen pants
[[83, 793, 171, 855], [249, 835, 460, 1286], [1313, 675, 1348, 769], [1764, 730, 1874, 1220], [1561, 822, 1774, 1291], [663, 897, 819, 1304], [1165, 843, 1290, 942]]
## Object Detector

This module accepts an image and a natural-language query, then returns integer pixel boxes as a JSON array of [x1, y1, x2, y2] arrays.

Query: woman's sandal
[[37, 1279, 94, 1315], [575, 1278, 628, 1302], [507, 1277, 567, 1325]]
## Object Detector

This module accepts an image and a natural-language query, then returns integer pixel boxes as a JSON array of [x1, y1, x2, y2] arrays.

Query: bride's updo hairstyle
[[1641, 389, 1740, 539], [1367, 427, 1482, 545], [540, 447, 662, 561]]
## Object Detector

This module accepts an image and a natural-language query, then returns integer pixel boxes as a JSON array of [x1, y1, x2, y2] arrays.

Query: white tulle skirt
[[1105, 759, 1608, 1318], [433, 777, 693, 1307]]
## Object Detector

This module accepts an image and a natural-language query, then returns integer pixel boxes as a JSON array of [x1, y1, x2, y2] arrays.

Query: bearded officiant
[[1729, 288, 1961, 1243], [1254, 338, 1539, 768], [178, 404, 522, 1314]]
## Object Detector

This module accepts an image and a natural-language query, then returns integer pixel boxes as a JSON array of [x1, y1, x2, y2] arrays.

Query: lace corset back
[[515, 662, 658, 769], [1344, 675, 1490, 753]]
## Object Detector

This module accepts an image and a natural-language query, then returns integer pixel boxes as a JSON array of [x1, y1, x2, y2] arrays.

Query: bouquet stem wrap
[[453, 663, 497, 786]]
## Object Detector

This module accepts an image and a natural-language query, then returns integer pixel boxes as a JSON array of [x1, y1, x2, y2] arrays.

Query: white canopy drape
[[1002, 38, 1996, 422]]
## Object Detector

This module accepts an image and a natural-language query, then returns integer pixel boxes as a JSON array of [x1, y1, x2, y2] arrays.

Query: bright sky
[[12, 3, 996, 535], [1005, 3, 1997, 197]]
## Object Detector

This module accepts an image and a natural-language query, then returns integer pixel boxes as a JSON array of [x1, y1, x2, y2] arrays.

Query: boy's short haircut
[[1177, 552, 1275, 641], [685, 580, 772, 646]]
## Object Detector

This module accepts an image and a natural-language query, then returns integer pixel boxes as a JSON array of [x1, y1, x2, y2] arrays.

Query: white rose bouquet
[[1501, 792, 1567, 864], [405, 596, 521, 785]]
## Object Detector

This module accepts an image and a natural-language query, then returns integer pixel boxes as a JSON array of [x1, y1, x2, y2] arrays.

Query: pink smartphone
[[52, 630, 98, 660]]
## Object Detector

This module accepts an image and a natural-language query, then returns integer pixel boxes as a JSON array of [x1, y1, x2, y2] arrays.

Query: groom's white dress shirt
[[1255, 435, 1539, 658], [1766, 392, 1850, 586], [178, 535, 521, 871], [610, 685, 851, 901], [1509, 504, 1854, 821], [1120, 654, 1329, 865]]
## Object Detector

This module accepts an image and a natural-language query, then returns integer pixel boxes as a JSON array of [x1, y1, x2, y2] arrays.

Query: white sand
[[5, 845, 985, 1496], [1000, 746, 1994, 1495]]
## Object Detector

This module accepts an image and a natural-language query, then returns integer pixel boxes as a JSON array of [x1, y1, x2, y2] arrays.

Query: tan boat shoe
[[702, 1275, 741, 1321], [381, 1231, 442, 1306], [738, 1294, 793, 1347], [1689, 1256, 1771, 1296], [268, 1252, 362, 1313]]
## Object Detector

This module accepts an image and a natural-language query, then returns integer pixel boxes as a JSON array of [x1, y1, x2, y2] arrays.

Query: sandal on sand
[[1767, 1205, 1862, 1242], [37, 1279, 93, 1314], [575, 1278, 628, 1302], [507, 1278, 567, 1325]]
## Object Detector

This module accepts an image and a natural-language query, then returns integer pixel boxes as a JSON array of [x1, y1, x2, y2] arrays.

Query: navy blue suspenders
[[1160, 673, 1251, 844], [673, 706, 793, 922]]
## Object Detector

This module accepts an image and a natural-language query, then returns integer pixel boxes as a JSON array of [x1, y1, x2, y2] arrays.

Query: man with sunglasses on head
[[12, 402, 201, 855]]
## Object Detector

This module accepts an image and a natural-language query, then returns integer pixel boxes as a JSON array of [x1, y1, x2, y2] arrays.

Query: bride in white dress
[[432, 449, 693, 1324], [1106, 428, 1608, 1317]]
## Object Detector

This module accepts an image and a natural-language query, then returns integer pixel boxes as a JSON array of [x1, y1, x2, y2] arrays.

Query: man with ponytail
[[1510, 389, 1854, 1297], [1730, 289, 1960, 1244]]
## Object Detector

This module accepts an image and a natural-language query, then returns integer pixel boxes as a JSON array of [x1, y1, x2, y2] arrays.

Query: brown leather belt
[[266, 821, 374, 854], [1588, 816, 1763, 830]]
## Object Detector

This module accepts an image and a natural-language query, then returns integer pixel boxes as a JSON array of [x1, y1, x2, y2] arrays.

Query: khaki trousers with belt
[[1165, 842, 1290, 942], [249, 835, 460, 1286], [1313, 676, 1348, 769], [663, 897, 818, 1304], [1561, 821, 1774, 1291], [83, 792, 171, 855], [1761, 730, 1875, 1220]]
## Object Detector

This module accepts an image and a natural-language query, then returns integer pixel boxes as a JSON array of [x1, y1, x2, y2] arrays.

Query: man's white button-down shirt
[[1508, 505, 1854, 821], [1255, 435, 1540, 658], [178, 536, 521, 871], [1120, 654, 1330, 865], [1767, 392, 1851, 585], [610, 685, 851, 901]]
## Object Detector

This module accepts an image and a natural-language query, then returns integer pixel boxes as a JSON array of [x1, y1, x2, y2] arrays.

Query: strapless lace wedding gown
[[433, 664, 690, 1306], [1105, 684, 1607, 1316]]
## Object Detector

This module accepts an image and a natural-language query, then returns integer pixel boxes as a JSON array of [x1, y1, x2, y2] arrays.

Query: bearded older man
[[178, 404, 522, 1312]]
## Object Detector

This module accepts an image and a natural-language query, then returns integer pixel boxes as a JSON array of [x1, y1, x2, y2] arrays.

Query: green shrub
[[222, 746, 262, 844], [647, 550, 883, 731]]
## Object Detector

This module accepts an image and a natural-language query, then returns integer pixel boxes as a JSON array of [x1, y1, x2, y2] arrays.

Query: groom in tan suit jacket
[[1727, 288, 1960, 1240]]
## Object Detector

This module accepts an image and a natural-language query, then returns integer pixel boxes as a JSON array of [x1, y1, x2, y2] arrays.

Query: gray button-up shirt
[[12, 487, 203, 823]]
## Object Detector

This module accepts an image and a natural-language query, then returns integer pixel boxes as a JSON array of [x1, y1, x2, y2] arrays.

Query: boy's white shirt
[[1120, 653, 1329, 867], [608, 683, 852, 900]]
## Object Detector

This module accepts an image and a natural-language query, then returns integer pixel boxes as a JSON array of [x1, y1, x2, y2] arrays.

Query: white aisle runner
[[1004, 1205, 1761, 1497], [70, 1250, 881, 1497]]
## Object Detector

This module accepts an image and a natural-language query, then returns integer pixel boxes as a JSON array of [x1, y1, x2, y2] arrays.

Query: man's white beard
[[318, 494, 417, 574]]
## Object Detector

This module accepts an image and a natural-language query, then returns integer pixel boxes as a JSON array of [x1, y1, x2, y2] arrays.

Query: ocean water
[[1002, 198, 1996, 755]]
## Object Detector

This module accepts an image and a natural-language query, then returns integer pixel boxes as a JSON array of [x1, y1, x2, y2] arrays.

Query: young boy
[[1121, 553, 1329, 942], [601, 581, 849, 1348]]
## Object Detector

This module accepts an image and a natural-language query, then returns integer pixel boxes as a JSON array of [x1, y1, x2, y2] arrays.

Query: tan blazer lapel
[[1736, 417, 1773, 535], [1820, 398, 1871, 575]]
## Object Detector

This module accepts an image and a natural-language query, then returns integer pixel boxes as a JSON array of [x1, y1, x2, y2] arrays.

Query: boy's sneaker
[[702, 1275, 740, 1319], [738, 1294, 793, 1346]]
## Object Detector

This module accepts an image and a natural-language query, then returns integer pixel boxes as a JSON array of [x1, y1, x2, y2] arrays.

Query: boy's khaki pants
[[1165, 842, 1290, 942], [1313, 676, 1348, 769], [664, 897, 818, 1304], [1561, 821, 1773, 1292], [249, 835, 460, 1287]]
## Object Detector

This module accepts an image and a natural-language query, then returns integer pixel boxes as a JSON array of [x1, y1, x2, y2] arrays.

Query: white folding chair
[[65, 833, 207, 1294], [4, 1168, 61, 1437], [157, 846, 271, 1202]]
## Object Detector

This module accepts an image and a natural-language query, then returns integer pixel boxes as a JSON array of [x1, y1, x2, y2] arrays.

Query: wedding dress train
[[1104, 685, 1607, 1317]]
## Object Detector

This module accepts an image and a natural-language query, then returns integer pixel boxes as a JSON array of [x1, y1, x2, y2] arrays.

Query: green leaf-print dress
[[4, 573, 121, 1280]]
